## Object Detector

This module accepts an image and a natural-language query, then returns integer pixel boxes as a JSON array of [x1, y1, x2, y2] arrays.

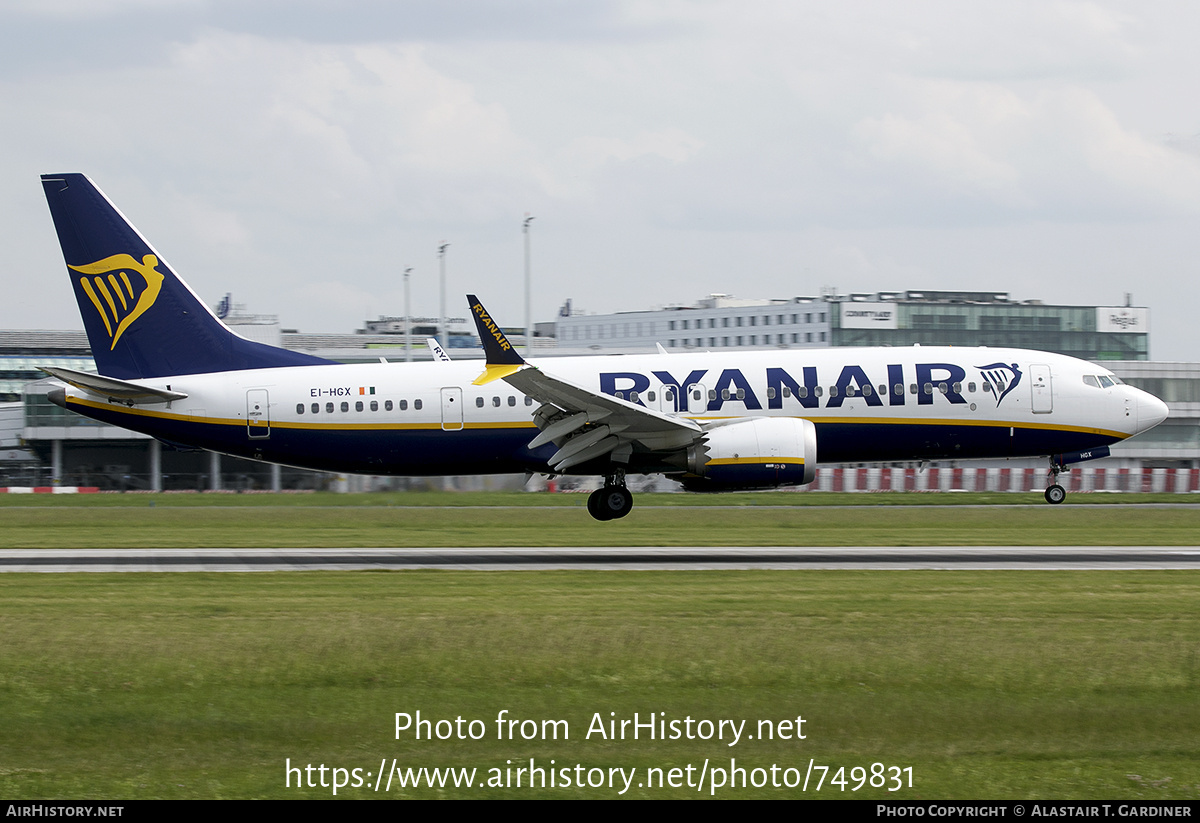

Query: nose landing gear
[[1045, 457, 1066, 504], [1044, 483, 1066, 504]]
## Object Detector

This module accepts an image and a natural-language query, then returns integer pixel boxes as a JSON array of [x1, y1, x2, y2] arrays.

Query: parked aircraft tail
[[40, 173, 330, 379]]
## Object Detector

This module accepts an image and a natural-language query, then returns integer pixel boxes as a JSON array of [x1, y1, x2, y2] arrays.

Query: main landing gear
[[586, 469, 633, 521], [1044, 457, 1067, 505]]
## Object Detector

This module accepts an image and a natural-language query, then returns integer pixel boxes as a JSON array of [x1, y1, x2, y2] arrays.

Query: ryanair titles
[[599, 361, 1012, 413], [471, 301, 513, 352]]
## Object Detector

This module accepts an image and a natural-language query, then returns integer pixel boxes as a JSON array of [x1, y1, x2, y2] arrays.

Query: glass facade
[[1, 356, 94, 401], [833, 302, 1149, 361]]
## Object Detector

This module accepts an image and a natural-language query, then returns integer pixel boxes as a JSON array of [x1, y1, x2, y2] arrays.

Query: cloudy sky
[[2, 1, 1198, 359]]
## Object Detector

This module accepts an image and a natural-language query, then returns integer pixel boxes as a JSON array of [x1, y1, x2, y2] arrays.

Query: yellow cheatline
[[68, 396, 537, 431], [708, 457, 805, 466]]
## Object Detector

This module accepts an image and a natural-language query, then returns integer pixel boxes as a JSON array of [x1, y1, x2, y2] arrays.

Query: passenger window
[[311, 403, 319, 414], [967, 382, 976, 393], [508, 396, 516, 407], [355, 401, 363, 412], [910, 384, 918, 394], [736, 389, 745, 400], [829, 385, 838, 397], [476, 397, 484, 407], [894, 384, 903, 396], [629, 392, 639, 403], [766, 387, 777, 400], [814, 386, 823, 397], [647, 391, 656, 402], [370, 401, 378, 412], [493, 396, 501, 407], [399, 399, 408, 411], [923, 383, 933, 395], [938, 382, 948, 394], [525, 396, 533, 406], [296, 404, 304, 414], [721, 389, 730, 400], [385, 400, 393, 411], [340, 401, 349, 412], [326, 402, 334, 413], [782, 387, 791, 398], [414, 399, 422, 410], [798, 387, 808, 398]]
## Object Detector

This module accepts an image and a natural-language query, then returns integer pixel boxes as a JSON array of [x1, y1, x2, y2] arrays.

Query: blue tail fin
[[41, 173, 331, 379]]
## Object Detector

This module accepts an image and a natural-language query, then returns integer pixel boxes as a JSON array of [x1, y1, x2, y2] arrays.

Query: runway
[[3, 546, 1200, 571]]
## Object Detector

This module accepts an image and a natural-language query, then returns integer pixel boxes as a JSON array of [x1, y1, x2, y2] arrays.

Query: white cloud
[[4, 2, 1200, 356]]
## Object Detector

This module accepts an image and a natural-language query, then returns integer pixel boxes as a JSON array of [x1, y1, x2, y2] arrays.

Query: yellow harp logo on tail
[[69, 254, 165, 350]]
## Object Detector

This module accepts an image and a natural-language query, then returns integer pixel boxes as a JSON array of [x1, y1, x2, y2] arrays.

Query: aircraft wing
[[467, 295, 700, 472]]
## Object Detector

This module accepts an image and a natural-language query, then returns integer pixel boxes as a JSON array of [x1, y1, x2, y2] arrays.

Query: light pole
[[438, 243, 449, 348], [403, 267, 413, 362], [523, 215, 534, 356]]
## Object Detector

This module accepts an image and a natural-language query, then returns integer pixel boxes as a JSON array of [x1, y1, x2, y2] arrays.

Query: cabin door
[[441, 387, 464, 431], [1030, 364, 1053, 414], [246, 389, 270, 438]]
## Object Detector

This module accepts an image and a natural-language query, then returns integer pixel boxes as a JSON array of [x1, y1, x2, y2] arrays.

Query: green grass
[[2, 494, 1197, 798], [1, 571, 1198, 799], [1, 492, 1198, 547], [0, 490, 1194, 508]]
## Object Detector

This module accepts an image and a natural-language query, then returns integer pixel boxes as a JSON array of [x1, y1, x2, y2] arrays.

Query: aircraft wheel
[[588, 485, 633, 520], [1044, 484, 1066, 505], [586, 488, 611, 521], [602, 485, 634, 519]]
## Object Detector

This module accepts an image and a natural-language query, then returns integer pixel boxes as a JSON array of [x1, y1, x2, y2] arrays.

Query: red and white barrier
[[804, 467, 1199, 493], [0, 487, 100, 494]]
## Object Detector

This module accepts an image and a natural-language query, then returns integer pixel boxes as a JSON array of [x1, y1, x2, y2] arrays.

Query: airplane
[[39, 173, 1169, 520]]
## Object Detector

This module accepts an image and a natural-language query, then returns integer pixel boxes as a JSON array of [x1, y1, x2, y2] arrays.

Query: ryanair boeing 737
[[39, 174, 1169, 520]]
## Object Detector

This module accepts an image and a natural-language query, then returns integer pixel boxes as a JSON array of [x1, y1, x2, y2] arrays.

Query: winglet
[[426, 337, 451, 362], [467, 294, 525, 385]]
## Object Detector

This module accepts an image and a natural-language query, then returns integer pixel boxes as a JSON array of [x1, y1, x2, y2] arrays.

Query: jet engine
[[676, 417, 817, 492]]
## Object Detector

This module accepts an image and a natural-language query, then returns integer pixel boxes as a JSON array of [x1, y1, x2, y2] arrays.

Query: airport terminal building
[[555, 290, 1150, 361]]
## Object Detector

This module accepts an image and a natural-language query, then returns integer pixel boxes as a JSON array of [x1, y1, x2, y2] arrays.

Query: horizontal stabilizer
[[40, 365, 187, 403]]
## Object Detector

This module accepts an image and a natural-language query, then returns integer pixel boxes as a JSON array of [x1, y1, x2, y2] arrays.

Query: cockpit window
[[1098, 375, 1115, 388], [1083, 375, 1099, 388]]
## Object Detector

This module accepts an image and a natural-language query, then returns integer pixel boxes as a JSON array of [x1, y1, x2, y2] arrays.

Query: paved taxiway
[[2, 546, 1199, 572]]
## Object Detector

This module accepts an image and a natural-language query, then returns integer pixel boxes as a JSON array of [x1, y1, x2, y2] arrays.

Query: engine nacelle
[[678, 417, 817, 492]]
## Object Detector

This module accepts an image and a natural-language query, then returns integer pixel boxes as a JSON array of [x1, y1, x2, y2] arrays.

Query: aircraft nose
[[1136, 390, 1169, 433]]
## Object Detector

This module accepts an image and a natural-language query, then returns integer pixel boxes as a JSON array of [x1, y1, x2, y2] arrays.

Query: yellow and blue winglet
[[468, 294, 525, 385]]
